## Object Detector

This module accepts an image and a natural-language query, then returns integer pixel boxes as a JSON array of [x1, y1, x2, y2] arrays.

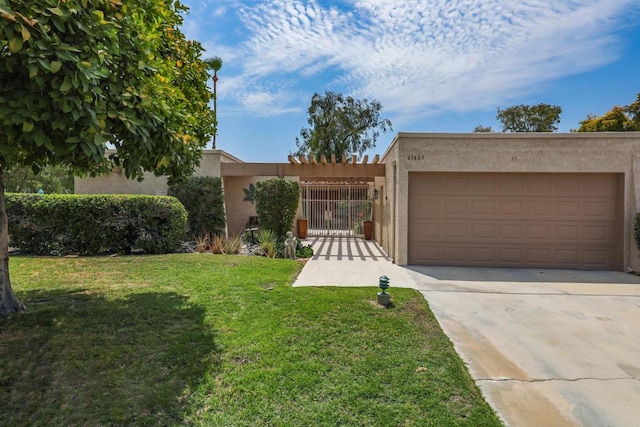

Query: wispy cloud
[[184, 0, 639, 119]]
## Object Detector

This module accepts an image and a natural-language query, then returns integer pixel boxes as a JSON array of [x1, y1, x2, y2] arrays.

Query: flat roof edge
[[395, 132, 640, 139]]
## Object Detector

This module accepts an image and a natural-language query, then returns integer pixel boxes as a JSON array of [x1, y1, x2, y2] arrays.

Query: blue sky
[[180, 0, 640, 163]]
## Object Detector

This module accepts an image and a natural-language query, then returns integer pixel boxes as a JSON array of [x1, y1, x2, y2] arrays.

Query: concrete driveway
[[294, 237, 640, 426], [410, 267, 640, 427]]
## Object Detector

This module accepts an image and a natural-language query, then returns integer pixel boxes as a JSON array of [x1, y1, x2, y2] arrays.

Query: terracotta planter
[[297, 218, 308, 239], [363, 220, 373, 240]]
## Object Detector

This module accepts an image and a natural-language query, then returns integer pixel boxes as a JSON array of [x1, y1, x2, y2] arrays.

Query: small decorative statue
[[284, 231, 297, 259]]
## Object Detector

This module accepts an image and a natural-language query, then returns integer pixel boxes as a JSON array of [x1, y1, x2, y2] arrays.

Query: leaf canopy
[[496, 104, 562, 132], [576, 93, 640, 132], [0, 0, 216, 180], [294, 91, 392, 161]]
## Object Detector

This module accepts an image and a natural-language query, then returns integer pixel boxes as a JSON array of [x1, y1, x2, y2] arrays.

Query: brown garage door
[[408, 173, 621, 270]]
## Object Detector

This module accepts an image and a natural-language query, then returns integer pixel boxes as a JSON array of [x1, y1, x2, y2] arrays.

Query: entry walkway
[[293, 237, 640, 427], [293, 236, 418, 288]]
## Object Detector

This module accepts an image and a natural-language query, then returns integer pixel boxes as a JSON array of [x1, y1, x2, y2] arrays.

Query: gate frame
[[300, 181, 375, 237]]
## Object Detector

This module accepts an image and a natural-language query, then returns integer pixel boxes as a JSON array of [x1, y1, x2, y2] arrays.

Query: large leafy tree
[[576, 93, 640, 132], [628, 93, 640, 124], [0, 0, 216, 316], [496, 104, 562, 132], [294, 91, 392, 161]]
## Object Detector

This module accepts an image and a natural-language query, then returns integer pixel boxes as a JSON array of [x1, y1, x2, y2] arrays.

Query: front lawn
[[0, 255, 500, 426]]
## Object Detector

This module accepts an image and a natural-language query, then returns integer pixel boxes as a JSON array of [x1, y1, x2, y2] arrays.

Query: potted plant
[[297, 217, 308, 239], [297, 199, 308, 239], [363, 219, 373, 240], [363, 199, 373, 240]]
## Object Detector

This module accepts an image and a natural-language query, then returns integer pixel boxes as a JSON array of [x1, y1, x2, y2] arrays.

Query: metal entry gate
[[301, 182, 373, 237]]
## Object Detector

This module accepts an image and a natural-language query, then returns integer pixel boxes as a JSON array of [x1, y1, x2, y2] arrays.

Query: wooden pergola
[[220, 154, 385, 180], [287, 153, 380, 165]]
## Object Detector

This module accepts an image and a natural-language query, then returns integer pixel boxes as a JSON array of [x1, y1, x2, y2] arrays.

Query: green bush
[[254, 178, 299, 241], [296, 240, 314, 258], [168, 176, 226, 237], [6, 194, 187, 255]]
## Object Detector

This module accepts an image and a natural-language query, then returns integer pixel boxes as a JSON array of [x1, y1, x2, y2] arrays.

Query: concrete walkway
[[293, 235, 418, 288], [294, 237, 640, 427]]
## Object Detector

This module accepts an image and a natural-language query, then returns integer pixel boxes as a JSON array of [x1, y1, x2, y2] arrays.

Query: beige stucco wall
[[223, 176, 259, 236], [74, 168, 170, 195], [382, 132, 640, 271], [381, 141, 400, 261], [223, 176, 302, 237], [373, 176, 385, 245], [74, 150, 243, 195]]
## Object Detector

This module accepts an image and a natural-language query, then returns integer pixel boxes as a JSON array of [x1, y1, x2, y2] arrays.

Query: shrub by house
[[254, 178, 299, 240]]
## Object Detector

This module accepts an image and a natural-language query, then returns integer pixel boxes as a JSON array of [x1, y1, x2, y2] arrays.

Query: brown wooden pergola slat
[[221, 153, 385, 178]]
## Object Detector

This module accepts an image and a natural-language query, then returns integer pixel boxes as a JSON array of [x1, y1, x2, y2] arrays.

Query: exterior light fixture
[[373, 188, 379, 200], [377, 275, 391, 307]]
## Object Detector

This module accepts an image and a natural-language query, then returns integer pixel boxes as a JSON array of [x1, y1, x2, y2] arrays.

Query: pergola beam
[[227, 152, 385, 178], [221, 162, 385, 177]]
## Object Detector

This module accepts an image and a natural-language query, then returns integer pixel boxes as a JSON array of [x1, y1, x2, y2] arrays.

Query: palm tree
[[204, 57, 223, 149]]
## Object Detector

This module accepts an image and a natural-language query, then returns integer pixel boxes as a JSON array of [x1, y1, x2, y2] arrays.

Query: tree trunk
[[212, 72, 218, 149], [0, 170, 26, 316]]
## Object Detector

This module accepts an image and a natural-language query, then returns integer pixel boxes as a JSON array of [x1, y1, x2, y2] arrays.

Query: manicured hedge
[[6, 194, 187, 255], [168, 176, 226, 237], [254, 178, 299, 240]]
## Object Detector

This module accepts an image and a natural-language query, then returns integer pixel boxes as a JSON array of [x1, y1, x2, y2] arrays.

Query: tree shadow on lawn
[[0, 289, 219, 426]]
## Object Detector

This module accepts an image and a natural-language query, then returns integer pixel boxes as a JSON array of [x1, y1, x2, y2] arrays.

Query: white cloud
[[185, 0, 639, 118], [239, 90, 302, 116]]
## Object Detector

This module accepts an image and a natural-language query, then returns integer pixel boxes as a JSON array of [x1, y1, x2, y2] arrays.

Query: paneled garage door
[[408, 173, 621, 270]]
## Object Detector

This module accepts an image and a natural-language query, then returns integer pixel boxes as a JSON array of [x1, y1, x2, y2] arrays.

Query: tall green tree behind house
[[204, 56, 223, 149], [575, 93, 640, 131], [0, 0, 216, 316], [294, 91, 392, 161], [628, 93, 640, 124], [496, 104, 562, 132], [472, 125, 494, 133]]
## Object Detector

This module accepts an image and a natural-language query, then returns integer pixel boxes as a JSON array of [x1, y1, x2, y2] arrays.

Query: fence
[[300, 182, 374, 237]]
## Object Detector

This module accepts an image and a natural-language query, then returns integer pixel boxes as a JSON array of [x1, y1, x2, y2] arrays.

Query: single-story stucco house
[[75, 132, 640, 272]]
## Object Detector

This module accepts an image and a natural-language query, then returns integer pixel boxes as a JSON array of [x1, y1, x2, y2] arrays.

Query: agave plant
[[211, 234, 226, 254], [223, 234, 243, 254], [194, 234, 210, 253], [256, 229, 278, 258]]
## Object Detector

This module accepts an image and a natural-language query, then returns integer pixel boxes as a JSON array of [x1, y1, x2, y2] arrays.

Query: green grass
[[0, 254, 501, 426]]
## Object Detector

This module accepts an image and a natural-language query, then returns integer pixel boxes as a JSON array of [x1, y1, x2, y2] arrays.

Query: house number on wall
[[408, 155, 425, 161]]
